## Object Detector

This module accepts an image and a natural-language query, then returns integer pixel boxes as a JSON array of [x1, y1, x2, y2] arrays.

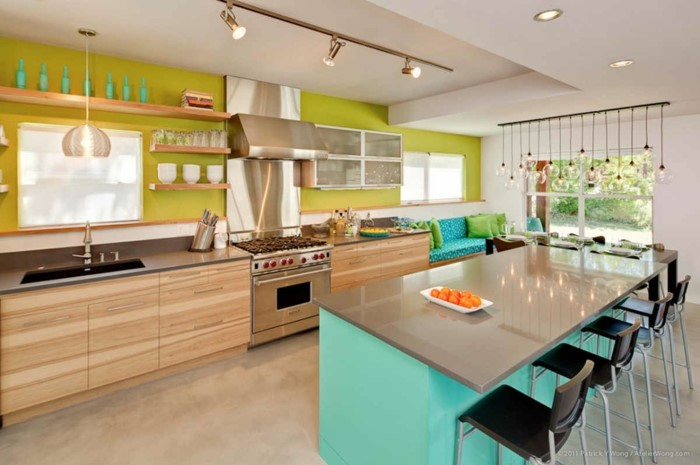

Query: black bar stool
[[668, 276, 694, 390], [531, 320, 645, 465], [581, 294, 674, 464], [456, 360, 594, 465]]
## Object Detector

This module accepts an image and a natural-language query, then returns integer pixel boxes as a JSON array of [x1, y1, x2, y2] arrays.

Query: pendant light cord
[[569, 116, 573, 164], [84, 32, 90, 124], [537, 121, 541, 163], [645, 106, 649, 148], [605, 112, 609, 161], [580, 114, 585, 154], [617, 110, 622, 176], [510, 124, 514, 171], [548, 119, 552, 163], [591, 113, 596, 170], [501, 126, 505, 167], [630, 108, 634, 164], [660, 105, 665, 166]]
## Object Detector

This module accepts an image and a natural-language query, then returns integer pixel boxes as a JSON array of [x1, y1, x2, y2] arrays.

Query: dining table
[[315, 245, 668, 465]]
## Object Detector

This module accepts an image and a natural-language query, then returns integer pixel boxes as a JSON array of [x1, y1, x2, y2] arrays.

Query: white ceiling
[[0, 0, 698, 136]]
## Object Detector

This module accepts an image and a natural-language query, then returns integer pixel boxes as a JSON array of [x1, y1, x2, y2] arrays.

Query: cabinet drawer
[[381, 234, 430, 253], [380, 243, 429, 278], [208, 260, 249, 284], [1, 305, 88, 414], [159, 267, 210, 291], [332, 241, 382, 261], [1, 274, 158, 319], [159, 321, 248, 368], [331, 254, 381, 292], [88, 293, 159, 388]]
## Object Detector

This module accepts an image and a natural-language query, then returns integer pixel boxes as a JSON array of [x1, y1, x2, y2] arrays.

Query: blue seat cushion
[[437, 217, 467, 242], [429, 238, 486, 263]]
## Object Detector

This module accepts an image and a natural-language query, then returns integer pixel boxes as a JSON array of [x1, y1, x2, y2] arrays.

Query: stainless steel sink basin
[[21, 258, 146, 284]]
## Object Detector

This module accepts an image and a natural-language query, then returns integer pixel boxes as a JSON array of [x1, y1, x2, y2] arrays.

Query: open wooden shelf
[[0, 136, 8, 147], [0, 185, 9, 193], [150, 144, 230, 155], [149, 183, 230, 191], [0, 86, 231, 122]]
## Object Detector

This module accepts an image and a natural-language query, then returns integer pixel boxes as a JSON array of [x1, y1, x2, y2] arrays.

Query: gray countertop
[[319, 229, 431, 247], [314, 246, 667, 393], [0, 246, 250, 296]]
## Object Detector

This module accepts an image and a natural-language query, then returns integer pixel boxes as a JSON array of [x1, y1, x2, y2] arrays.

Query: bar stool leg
[[530, 366, 537, 397], [678, 308, 695, 389], [626, 369, 647, 465], [640, 350, 658, 463], [497, 442, 502, 465], [667, 324, 681, 416], [659, 334, 677, 427], [595, 387, 615, 465], [579, 410, 590, 465], [455, 423, 476, 465]]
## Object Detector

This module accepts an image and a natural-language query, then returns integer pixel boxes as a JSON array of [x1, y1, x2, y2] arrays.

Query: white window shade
[[18, 123, 142, 228], [401, 152, 464, 202]]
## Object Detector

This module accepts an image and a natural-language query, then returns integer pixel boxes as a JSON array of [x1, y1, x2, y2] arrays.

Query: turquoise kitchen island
[[315, 246, 665, 465]]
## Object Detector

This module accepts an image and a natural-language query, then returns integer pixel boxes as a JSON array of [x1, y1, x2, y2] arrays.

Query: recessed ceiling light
[[533, 9, 563, 22], [610, 60, 634, 68]]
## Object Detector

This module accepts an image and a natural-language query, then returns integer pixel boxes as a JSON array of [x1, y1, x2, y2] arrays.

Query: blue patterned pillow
[[437, 217, 467, 241]]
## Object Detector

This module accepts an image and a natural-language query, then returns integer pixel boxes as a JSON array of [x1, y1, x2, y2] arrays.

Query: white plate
[[550, 240, 578, 250], [607, 247, 637, 256], [420, 287, 493, 314], [505, 234, 527, 241], [532, 231, 548, 237]]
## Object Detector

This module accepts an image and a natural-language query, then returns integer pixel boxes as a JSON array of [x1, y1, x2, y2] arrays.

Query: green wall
[[300, 92, 481, 211], [0, 36, 481, 232], [0, 36, 226, 232]]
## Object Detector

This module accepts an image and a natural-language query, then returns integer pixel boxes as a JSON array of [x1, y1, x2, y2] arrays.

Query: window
[[401, 152, 464, 202], [526, 152, 653, 243], [18, 123, 142, 228]]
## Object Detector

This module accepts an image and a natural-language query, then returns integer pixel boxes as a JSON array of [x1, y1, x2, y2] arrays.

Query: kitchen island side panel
[[319, 308, 584, 465]]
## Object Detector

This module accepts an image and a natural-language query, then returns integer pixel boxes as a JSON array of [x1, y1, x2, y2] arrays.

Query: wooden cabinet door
[[331, 254, 382, 292], [0, 304, 88, 414], [380, 235, 430, 280], [88, 291, 159, 389], [159, 273, 250, 368]]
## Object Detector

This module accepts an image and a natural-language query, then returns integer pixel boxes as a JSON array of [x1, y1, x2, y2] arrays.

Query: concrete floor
[[0, 305, 698, 465]]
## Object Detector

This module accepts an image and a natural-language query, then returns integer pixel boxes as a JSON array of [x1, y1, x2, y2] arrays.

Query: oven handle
[[254, 267, 331, 287]]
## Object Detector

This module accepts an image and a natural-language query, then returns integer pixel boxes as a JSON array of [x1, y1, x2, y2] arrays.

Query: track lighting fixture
[[401, 58, 422, 79], [323, 36, 345, 67], [221, 0, 246, 40]]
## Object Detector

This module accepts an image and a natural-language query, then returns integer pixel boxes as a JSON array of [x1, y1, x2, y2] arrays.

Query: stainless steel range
[[234, 236, 332, 346]]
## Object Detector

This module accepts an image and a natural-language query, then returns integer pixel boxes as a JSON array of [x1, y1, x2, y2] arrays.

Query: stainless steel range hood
[[226, 76, 328, 160], [229, 113, 328, 160]]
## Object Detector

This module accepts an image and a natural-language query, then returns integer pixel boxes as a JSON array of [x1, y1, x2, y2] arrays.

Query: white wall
[[481, 113, 700, 303]]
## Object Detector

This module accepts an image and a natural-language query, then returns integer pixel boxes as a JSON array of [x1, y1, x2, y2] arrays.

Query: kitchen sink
[[21, 258, 146, 284]]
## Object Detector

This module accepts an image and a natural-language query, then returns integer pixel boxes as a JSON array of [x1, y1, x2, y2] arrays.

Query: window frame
[[401, 151, 465, 202]]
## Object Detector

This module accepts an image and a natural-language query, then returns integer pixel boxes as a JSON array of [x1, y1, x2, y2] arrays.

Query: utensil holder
[[189, 222, 216, 252]]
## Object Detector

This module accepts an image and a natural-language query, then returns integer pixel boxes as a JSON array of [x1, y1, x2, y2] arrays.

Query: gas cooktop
[[233, 236, 328, 256]]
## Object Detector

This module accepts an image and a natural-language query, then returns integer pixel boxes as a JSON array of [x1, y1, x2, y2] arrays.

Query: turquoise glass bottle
[[38, 63, 49, 92], [61, 66, 70, 94], [139, 77, 147, 103], [122, 74, 130, 101], [16, 58, 26, 89], [106, 72, 115, 99]]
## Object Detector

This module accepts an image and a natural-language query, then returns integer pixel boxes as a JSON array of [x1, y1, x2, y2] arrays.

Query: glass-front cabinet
[[301, 126, 402, 189]]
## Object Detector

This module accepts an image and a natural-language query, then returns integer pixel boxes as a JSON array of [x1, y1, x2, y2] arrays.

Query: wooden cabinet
[[301, 126, 403, 189], [331, 234, 429, 292], [159, 261, 250, 368], [87, 275, 160, 388]]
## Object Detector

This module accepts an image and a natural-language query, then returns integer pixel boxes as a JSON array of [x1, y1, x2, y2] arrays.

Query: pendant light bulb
[[62, 28, 110, 158], [323, 36, 345, 67], [402, 58, 421, 78], [552, 175, 569, 192], [220, 4, 246, 40], [585, 166, 603, 185]]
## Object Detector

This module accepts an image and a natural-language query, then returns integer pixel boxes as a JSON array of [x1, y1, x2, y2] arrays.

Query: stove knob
[[313, 254, 319, 260], [318, 253, 325, 259], [263, 262, 270, 269], [270, 261, 277, 268], [301, 257, 307, 264], [288, 258, 294, 265], [281, 259, 288, 265]]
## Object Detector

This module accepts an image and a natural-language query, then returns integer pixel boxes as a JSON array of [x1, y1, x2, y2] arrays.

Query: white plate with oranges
[[420, 287, 493, 314]]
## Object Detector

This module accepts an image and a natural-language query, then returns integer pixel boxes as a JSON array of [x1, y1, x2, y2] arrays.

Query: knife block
[[189, 222, 216, 252]]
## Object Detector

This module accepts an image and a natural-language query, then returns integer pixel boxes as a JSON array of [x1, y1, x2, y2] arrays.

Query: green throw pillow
[[429, 218, 444, 249], [466, 215, 497, 238], [479, 213, 506, 234], [416, 220, 434, 249]]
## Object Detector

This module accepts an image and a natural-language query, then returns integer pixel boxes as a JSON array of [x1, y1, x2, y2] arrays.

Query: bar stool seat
[[584, 316, 652, 347], [616, 297, 654, 316], [459, 385, 570, 463]]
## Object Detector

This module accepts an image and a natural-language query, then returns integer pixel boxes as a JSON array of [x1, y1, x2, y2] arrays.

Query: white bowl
[[182, 164, 200, 184], [157, 163, 177, 184], [206, 165, 224, 184]]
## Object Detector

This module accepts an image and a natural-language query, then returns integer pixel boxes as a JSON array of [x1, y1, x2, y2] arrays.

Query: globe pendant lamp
[[534, 121, 548, 184], [585, 113, 603, 185], [655, 104, 673, 184], [577, 115, 589, 165], [551, 118, 569, 191], [496, 126, 507, 177], [543, 120, 560, 178], [621, 108, 640, 179], [62, 28, 111, 158]]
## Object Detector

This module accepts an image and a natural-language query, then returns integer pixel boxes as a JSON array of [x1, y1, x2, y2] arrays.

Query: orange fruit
[[458, 297, 472, 308], [461, 291, 472, 299], [440, 287, 451, 293], [430, 289, 440, 298], [448, 295, 460, 305], [469, 296, 482, 308], [438, 292, 449, 301]]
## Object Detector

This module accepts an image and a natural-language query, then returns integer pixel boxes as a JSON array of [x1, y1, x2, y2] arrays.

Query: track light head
[[323, 36, 345, 67], [402, 58, 421, 78], [220, 4, 246, 40]]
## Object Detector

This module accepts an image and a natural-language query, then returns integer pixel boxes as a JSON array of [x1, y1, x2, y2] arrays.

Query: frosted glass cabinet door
[[317, 127, 361, 156], [316, 159, 362, 187], [365, 160, 402, 186], [365, 131, 402, 158]]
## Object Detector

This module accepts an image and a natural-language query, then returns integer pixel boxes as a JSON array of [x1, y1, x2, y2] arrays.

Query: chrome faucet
[[72, 221, 92, 264]]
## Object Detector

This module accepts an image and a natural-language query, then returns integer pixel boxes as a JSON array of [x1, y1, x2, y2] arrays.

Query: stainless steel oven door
[[252, 263, 330, 333]]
